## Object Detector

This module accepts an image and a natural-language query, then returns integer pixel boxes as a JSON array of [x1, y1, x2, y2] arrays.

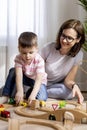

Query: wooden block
[[8, 119, 19, 130], [64, 111, 74, 130], [29, 100, 39, 110]]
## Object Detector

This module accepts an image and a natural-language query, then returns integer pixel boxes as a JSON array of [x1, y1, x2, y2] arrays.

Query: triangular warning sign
[[52, 104, 58, 110]]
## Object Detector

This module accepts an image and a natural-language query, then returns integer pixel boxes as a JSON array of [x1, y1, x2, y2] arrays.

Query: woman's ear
[[76, 37, 81, 43]]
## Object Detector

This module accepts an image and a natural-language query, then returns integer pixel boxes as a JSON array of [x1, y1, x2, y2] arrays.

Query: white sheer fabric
[[0, 0, 86, 88], [0, 0, 49, 86]]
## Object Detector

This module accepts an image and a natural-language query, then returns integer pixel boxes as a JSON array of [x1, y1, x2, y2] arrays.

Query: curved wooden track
[[15, 101, 87, 123], [8, 118, 66, 130]]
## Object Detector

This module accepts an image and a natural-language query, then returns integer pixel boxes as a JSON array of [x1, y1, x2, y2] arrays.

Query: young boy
[[0, 32, 48, 104]]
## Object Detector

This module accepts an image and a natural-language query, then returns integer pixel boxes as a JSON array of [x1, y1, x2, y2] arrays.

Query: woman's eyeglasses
[[61, 33, 77, 43]]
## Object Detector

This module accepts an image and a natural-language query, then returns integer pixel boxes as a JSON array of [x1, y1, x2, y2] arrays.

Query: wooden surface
[[8, 119, 19, 130], [0, 99, 87, 130], [15, 100, 87, 123], [8, 118, 66, 130]]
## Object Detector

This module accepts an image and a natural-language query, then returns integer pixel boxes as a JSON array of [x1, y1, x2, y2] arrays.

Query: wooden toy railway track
[[15, 100, 87, 124], [8, 118, 66, 130], [0, 101, 87, 130]]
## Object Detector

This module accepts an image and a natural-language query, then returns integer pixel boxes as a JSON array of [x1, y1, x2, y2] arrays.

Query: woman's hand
[[15, 91, 24, 104], [72, 84, 84, 104]]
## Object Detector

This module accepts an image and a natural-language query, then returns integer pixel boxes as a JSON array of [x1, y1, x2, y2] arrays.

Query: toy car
[[8, 98, 16, 105], [39, 100, 46, 107], [59, 101, 66, 108], [1, 110, 10, 118], [20, 101, 28, 107]]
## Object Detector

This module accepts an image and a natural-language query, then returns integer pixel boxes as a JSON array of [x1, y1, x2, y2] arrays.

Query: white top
[[40, 42, 83, 86]]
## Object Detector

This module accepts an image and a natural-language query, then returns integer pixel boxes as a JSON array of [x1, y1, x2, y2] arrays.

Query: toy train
[[0, 104, 10, 118]]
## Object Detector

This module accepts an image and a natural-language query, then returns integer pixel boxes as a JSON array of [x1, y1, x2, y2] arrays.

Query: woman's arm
[[64, 65, 78, 89], [64, 65, 84, 104]]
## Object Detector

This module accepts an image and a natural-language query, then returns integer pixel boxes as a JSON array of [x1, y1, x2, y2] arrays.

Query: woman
[[40, 19, 85, 104]]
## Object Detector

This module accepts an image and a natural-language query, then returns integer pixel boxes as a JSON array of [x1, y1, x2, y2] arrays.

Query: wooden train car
[[0, 104, 10, 118], [1, 110, 10, 118], [20, 101, 28, 107]]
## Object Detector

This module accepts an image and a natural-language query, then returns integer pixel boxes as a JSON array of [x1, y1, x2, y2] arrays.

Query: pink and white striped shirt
[[14, 53, 47, 85]]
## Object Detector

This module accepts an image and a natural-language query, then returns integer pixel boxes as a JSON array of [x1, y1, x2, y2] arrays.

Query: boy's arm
[[28, 73, 43, 100], [15, 67, 24, 103]]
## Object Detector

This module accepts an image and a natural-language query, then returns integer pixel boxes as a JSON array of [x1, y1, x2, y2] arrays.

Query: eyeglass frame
[[60, 33, 77, 43]]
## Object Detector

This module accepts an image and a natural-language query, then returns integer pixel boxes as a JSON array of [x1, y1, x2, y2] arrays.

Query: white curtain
[[0, 0, 86, 89], [0, 0, 49, 87]]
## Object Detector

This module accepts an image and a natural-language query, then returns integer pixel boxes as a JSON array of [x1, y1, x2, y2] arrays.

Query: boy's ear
[[18, 45, 20, 51], [18, 45, 20, 48]]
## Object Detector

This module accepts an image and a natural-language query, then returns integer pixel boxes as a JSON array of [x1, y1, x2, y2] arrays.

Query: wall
[[46, 0, 86, 42]]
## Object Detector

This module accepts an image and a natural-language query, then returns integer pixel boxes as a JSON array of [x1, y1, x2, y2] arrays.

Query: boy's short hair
[[18, 32, 37, 48]]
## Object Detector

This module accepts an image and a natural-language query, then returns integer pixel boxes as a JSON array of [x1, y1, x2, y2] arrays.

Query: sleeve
[[14, 55, 23, 68], [36, 56, 45, 74], [74, 50, 83, 65], [39, 43, 51, 61]]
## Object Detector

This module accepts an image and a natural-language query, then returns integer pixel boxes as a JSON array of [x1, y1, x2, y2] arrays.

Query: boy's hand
[[28, 99, 32, 106], [15, 91, 23, 105], [28, 96, 36, 106]]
